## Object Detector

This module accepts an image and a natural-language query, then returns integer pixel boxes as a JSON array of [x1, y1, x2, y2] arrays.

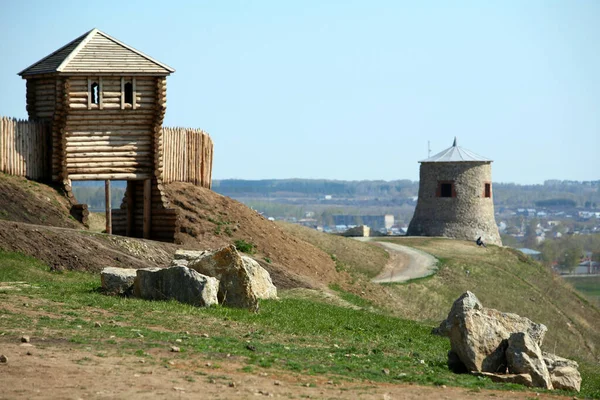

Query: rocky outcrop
[[438, 292, 581, 392], [133, 266, 219, 307], [438, 291, 547, 373], [506, 332, 553, 390], [101, 246, 277, 312], [176, 245, 277, 309], [101, 267, 137, 295]]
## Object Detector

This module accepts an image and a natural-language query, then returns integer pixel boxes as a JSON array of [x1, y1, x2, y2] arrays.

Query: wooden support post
[[126, 182, 134, 237], [105, 180, 112, 235], [143, 178, 151, 239]]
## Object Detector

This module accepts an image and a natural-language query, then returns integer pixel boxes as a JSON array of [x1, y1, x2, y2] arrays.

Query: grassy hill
[[0, 174, 599, 397]]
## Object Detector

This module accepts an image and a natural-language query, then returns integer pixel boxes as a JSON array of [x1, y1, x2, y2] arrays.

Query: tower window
[[91, 82, 99, 104], [440, 183, 453, 197], [437, 181, 455, 198], [124, 82, 133, 104], [484, 183, 491, 198]]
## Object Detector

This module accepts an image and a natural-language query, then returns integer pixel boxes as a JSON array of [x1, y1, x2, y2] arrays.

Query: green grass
[[564, 276, 600, 305], [0, 252, 569, 395], [277, 222, 389, 278], [1, 249, 598, 398]]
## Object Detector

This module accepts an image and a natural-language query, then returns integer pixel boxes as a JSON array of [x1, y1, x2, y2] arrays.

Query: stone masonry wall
[[407, 162, 502, 246]]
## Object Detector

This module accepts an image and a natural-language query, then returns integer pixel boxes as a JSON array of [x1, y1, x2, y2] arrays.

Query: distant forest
[[213, 179, 600, 207], [70, 179, 600, 213]]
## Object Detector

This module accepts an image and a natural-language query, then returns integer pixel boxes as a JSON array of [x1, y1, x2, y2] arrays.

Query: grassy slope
[[277, 222, 389, 278], [2, 250, 598, 397], [375, 238, 600, 364], [565, 276, 600, 306], [275, 224, 600, 363]]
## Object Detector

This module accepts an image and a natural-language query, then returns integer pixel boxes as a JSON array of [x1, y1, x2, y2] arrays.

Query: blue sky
[[1, 0, 598, 184]]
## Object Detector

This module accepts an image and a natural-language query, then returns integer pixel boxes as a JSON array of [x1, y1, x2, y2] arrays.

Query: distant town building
[[332, 214, 394, 230], [407, 138, 502, 245]]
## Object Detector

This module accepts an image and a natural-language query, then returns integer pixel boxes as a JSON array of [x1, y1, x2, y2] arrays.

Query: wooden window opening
[[90, 82, 99, 105], [124, 82, 133, 105], [484, 182, 492, 198], [121, 77, 137, 109]]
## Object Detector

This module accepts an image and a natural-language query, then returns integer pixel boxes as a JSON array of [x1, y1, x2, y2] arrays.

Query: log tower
[[407, 138, 502, 246], [18, 28, 178, 241]]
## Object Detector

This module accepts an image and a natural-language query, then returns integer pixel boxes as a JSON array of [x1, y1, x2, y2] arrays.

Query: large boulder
[[543, 353, 581, 392], [187, 245, 277, 309], [133, 266, 219, 307], [506, 332, 553, 390], [101, 267, 137, 295], [439, 291, 547, 372]]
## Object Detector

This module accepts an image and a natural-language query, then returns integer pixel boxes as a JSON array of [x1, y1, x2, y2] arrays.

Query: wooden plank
[[69, 173, 152, 180], [120, 77, 124, 109], [143, 179, 151, 239], [105, 180, 112, 234], [87, 78, 91, 110], [132, 78, 137, 109], [99, 77, 104, 110]]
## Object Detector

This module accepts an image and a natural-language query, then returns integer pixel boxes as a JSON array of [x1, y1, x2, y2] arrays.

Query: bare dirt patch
[[0, 338, 572, 400], [0, 173, 80, 229], [0, 220, 176, 272]]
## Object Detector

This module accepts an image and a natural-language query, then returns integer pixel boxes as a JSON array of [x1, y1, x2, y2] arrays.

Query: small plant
[[263, 257, 272, 264], [224, 226, 233, 237], [234, 239, 256, 254]]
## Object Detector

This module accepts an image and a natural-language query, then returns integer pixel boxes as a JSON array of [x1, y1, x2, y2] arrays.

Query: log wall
[[0, 117, 50, 180], [65, 76, 156, 180], [26, 78, 56, 119]]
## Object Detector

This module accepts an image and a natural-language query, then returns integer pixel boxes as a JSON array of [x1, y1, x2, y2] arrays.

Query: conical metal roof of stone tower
[[419, 137, 492, 163]]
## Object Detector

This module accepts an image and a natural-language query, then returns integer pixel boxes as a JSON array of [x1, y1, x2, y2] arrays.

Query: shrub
[[234, 239, 256, 254]]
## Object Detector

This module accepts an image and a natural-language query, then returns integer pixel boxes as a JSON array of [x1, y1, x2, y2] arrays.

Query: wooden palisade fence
[[0, 117, 213, 188], [161, 127, 213, 188], [0, 117, 50, 180]]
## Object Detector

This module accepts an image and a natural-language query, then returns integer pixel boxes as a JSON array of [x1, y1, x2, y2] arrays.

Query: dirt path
[[0, 340, 570, 400], [355, 238, 438, 283]]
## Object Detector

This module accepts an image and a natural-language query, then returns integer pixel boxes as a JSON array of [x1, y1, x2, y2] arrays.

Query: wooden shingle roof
[[19, 28, 174, 77]]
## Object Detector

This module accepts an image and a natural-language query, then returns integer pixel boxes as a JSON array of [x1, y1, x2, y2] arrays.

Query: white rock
[[101, 267, 137, 295]]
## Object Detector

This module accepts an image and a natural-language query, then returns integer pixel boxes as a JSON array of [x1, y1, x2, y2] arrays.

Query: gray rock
[[170, 259, 189, 268], [543, 352, 581, 392], [133, 266, 218, 307], [473, 371, 533, 387], [187, 245, 276, 309], [174, 249, 208, 262], [440, 291, 547, 373], [101, 267, 137, 295], [506, 332, 553, 390], [548, 366, 581, 392]]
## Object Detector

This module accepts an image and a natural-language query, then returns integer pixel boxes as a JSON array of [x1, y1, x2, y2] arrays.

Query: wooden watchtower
[[18, 28, 178, 240]]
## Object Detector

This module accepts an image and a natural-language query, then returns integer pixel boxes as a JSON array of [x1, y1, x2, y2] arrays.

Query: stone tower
[[407, 138, 502, 246]]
